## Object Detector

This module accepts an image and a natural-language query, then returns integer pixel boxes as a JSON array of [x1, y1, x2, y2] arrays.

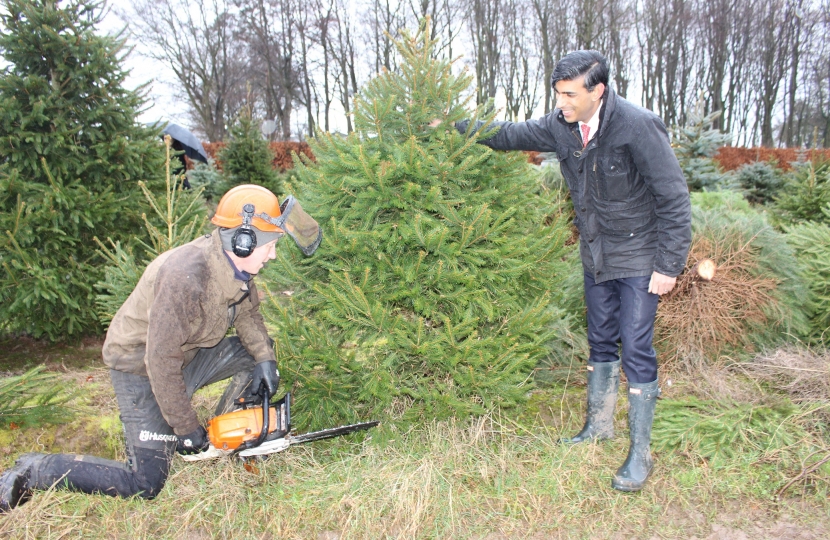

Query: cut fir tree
[[261, 21, 574, 431]]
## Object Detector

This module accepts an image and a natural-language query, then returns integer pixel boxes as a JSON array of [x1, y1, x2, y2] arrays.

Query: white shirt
[[578, 100, 603, 144]]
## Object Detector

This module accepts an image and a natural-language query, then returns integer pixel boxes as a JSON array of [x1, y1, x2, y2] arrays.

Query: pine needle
[[0, 366, 76, 428]]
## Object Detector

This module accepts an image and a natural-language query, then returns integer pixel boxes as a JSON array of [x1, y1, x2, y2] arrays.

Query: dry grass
[[738, 346, 830, 403], [1, 398, 829, 539], [1, 344, 829, 539]]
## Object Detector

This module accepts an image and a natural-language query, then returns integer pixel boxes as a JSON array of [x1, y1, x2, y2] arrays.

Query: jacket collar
[[595, 86, 616, 139], [206, 230, 250, 296]]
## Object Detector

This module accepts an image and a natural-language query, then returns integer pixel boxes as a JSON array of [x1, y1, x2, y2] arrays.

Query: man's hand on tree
[[176, 425, 210, 455], [648, 271, 677, 296], [428, 118, 442, 128], [251, 360, 280, 395]]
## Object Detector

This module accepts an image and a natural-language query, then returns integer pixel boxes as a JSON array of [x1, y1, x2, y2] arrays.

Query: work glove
[[251, 360, 280, 395], [176, 425, 210, 455]]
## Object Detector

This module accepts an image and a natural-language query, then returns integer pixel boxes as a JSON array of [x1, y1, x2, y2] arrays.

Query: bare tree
[[331, 0, 359, 133], [602, 0, 635, 98], [236, 0, 303, 140], [779, 0, 806, 146], [722, 0, 754, 144], [499, 0, 542, 121], [124, 0, 830, 147], [574, 0, 608, 49], [697, 0, 733, 131], [788, 0, 829, 147], [434, 0, 464, 59], [635, 0, 695, 127], [467, 0, 503, 107], [754, 0, 796, 146], [531, 0, 574, 114], [364, 0, 405, 75], [294, 0, 323, 136], [128, 0, 248, 141]]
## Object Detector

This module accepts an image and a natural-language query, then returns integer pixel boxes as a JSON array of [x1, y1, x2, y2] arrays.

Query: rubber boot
[[560, 360, 621, 444], [612, 379, 659, 492], [0, 453, 46, 512]]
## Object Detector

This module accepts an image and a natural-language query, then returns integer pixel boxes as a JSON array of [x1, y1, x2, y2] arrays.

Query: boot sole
[[611, 480, 646, 492], [558, 433, 614, 445], [611, 468, 653, 492]]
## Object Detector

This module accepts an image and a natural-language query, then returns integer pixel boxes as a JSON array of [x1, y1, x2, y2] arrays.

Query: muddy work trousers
[[26, 337, 257, 499]]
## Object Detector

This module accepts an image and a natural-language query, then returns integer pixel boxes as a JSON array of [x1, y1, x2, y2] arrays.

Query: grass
[[0, 346, 829, 538]]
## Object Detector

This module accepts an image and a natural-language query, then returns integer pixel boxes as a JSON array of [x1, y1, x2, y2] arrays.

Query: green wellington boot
[[612, 380, 659, 492], [560, 360, 621, 444]]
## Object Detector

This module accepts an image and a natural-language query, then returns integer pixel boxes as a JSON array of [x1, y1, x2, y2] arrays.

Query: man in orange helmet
[[0, 184, 321, 511]]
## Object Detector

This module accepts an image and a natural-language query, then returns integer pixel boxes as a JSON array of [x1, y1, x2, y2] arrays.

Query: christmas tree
[[261, 22, 574, 430], [218, 104, 283, 196], [773, 160, 830, 227], [672, 105, 733, 192], [0, 0, 165, 340]]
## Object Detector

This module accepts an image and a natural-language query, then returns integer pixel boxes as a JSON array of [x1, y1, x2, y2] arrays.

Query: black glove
[[176, 425, 210, 455], [251, 360, 280, 395]]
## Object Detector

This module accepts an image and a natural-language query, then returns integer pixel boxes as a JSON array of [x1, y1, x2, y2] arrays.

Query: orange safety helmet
[[211, 184, 284, 233]]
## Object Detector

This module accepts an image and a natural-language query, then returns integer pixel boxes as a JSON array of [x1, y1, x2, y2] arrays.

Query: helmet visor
[[274, 196, 322, 256]]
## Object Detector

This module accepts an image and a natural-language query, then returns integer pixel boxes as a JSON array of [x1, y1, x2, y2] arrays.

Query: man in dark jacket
[[0, 184, 321, 511], [445, 50, 691, 491]]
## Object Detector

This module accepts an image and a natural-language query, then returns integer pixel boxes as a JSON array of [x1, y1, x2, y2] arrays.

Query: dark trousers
[[584, 272, 659, 384], [27, 337, 256, 499]]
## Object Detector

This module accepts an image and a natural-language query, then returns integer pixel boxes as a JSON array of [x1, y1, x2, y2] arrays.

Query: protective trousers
[[25, 337, 256, 499], [583, 272, 659, 384]]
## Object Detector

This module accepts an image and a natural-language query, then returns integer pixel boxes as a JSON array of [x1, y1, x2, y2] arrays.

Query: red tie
[[581, 124, 590, 147]]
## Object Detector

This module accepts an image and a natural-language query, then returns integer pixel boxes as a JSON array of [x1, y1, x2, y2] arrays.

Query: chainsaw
[[180, 388, 379, 462]]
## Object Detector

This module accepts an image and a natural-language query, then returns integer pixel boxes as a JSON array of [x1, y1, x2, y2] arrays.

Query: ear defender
[[231, 203, 257, 257]]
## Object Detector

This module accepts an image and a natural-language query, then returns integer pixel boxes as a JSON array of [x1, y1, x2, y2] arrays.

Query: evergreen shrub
[[187, 161, 225, 203], [672, 107, 734, 192], [653, 397, 812, 464], [0, 0, 165, 340], [0, 366, 75, 428], [735, 161, 784, 205], [786, 220, 830, 340], [773, 160, 830, 227], [218, 106, 283, 196], [261, 23, 575, 430]]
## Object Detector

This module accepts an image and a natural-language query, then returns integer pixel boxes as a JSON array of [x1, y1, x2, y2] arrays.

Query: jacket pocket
[[599, 148, 632, 201], [600, 214, 657, 237], [595, 197, 656, 237]]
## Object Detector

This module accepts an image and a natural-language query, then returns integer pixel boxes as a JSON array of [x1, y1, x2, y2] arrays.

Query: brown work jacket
[[102, 230, 275, 435]]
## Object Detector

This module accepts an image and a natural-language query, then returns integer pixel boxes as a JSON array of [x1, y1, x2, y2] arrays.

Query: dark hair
[[551, 50, 609, 91]]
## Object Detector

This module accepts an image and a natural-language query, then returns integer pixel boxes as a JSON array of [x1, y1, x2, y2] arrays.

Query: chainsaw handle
[[253, 386, 271, 448]]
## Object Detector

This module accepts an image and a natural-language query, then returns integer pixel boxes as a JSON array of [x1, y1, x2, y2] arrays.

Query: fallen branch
[[775, 450, 830, 500]]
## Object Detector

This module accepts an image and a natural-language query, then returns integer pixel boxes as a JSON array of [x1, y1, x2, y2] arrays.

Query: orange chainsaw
[[180, 388, 379, 462]]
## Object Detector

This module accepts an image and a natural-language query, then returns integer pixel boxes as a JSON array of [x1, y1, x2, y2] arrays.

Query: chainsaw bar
[[183, 420, 380, 461], [287, 421, 380, 445]]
